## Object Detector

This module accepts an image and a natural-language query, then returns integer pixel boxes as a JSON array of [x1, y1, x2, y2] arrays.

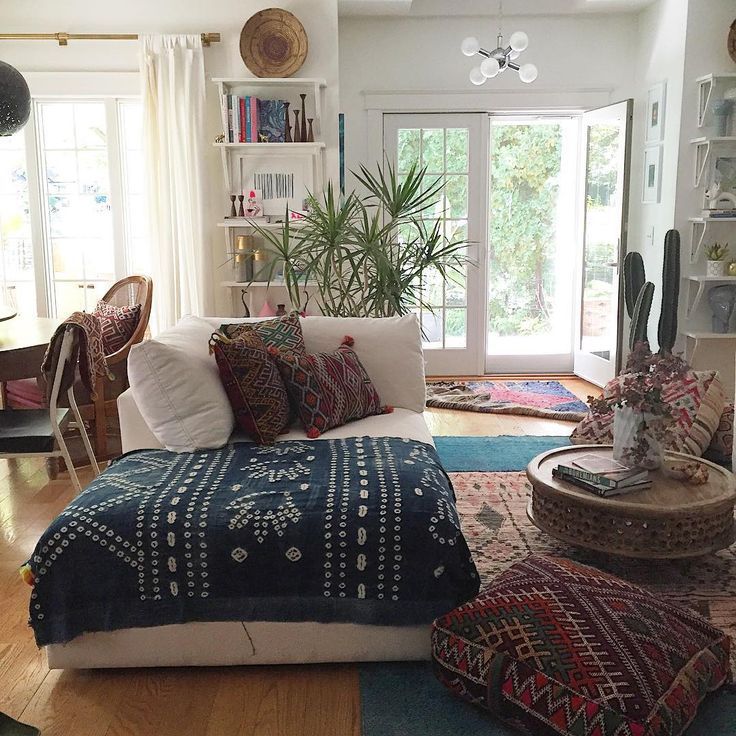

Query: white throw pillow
[[128, 315, 234, 452]]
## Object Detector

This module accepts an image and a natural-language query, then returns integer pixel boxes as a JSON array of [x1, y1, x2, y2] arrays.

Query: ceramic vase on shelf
[[707, 259, 727, 277], [299, 93, 308, 142], [293, 109, 301, 142], [284, 101, 292, 142], [612, 406, 663, 470]]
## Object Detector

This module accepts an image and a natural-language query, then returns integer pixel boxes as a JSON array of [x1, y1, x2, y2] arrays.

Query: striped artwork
[[253, 172, 295, 200]]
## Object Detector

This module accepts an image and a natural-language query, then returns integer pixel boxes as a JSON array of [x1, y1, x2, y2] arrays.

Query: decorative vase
[[307, 118, 315, 143], [258, 301, 277, 318], [713, 99, 733, 137], [729, 261, 736, 277], [612, 406, 663, 470], [299, 93, 308, 142], [276, 304, 287, 316], [293, 109, 301, 142], [284, 101, 292, 142], [707, 259, 726, 277]]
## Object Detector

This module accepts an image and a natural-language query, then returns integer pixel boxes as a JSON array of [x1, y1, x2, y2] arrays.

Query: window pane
[[444, 176, 468, 218], [398, 129, 420, 173], [421, 129, 444, 173], [446, 129, 469, 173], [445, 308, 467, 348], [421, 309, 443, 349], [75, 104, 107, 149], [41, 103, 75, 149], [0, 132, 36, 315]]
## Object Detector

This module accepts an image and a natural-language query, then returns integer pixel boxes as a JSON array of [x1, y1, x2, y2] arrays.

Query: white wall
[[625, 0, 688, 353], [339, 13, 638, 176], [0, 0, 340, 317], [673, 0, 736, 395]]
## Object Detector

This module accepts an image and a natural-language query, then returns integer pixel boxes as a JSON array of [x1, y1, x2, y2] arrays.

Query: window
[[0, 98, 144, 318]]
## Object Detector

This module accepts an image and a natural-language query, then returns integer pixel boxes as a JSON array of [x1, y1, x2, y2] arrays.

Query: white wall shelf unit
[[696, 73, 736, 128], [211, 77, 326, 315], [685, 73, 736, 366]]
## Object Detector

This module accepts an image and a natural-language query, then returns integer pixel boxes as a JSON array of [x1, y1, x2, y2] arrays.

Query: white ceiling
[[339, 0, 656, 16]]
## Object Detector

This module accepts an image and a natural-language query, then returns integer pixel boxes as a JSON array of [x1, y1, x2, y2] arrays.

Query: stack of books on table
[[551, 454, 651, 498]]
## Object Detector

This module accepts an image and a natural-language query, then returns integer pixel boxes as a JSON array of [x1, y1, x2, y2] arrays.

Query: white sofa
[[46, 314, 436, 668]]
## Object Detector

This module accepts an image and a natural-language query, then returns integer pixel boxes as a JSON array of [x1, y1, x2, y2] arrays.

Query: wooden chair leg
[[93, 390, 107, 459]]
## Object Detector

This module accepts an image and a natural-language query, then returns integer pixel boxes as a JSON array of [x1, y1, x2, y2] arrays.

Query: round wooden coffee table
[[526, 445, 736, 559]]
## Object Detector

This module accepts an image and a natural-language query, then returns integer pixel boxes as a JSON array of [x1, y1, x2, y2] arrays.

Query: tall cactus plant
[[622, 229, 681, 354], [657, 229, 680, 355]]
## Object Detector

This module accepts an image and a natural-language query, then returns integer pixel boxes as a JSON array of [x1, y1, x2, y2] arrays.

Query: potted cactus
[[705, 242, 729, 277], [610, 229, 684, 467]]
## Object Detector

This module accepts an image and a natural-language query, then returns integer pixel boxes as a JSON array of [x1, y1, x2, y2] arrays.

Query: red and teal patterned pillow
[[571, 370, 726, 457], [210, 331, 290, 445], [94, 299, 141, 355], [432, 555, 730, 736], [272, 336, 391, 438], [219, 312, 305, 357]]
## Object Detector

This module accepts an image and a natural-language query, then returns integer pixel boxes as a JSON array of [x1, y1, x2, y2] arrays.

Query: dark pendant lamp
[[0, 60, 31, 136]]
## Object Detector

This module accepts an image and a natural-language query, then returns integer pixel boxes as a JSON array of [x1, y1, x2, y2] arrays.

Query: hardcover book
[[258, 99, 286, 143]]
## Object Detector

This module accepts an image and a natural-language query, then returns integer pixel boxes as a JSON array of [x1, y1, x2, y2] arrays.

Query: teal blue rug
[[433, 435, 570, 472], [359, 663, 736, 736]]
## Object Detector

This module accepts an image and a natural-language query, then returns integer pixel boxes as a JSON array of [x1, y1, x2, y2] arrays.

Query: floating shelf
[[217, 220, 307, 229], [690, 136, 736, 144], [684, 331, 736, 340], [213, 142, 325, 151], [687, 218, 736, 263], [689, 216, 736, 223], [212, 77, 327, 88]]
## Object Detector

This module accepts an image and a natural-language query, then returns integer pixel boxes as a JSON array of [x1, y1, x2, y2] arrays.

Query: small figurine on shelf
[[284, 101, 292, 142], [237, 194, 245, 218], [307, 118, 315, 143], [276, 304, 287, 316], [259, 132, 269, 143], [214, 133, 225, 143], [229, 195, 237, 218], [293, 109, 301, 142], [244, 189, 262, 218], [299, 93, 308, 142], [240, 290, 251, 318]]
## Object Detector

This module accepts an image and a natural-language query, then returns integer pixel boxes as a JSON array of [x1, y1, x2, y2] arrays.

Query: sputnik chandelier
[[461, 0, 538, 85]]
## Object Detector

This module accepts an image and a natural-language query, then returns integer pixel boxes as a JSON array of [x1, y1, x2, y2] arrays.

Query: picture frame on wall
[[646, 81, 667, 144], [642, 145, 663, 203]]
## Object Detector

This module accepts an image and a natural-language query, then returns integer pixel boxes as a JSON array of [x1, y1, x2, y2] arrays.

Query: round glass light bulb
[[469, 66, 486, 86], [461, 36, 480, 57], [519, 63, 538, 84], [480, 57, 500, 78], [509, 31, 529, 52], [509, 49, 520, 60]]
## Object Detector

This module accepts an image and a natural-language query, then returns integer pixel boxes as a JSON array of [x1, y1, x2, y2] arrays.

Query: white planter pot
[[612, 406, 663, 470], [706, 260, 726, 277]]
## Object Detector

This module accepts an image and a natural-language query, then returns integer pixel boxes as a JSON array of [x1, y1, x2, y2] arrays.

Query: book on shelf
[[221, 95, 304, 144], [552, 468, 651, 497], [702, 209, 736, 218]]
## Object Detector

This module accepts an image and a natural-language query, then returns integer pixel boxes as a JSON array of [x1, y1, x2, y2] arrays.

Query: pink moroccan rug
[[451, 471, 736, 674], [427, 380, 588, 421]]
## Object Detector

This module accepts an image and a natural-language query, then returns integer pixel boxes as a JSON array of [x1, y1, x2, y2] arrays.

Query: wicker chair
[[84, 276, 153, 458]]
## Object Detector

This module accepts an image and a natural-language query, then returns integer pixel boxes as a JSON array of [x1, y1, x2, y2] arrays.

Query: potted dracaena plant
[[246, 160, 472, 320]]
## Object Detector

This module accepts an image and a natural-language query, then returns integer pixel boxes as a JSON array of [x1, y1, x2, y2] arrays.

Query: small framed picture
[[646, 81, 667, 143], [642, 145, 663, 203]]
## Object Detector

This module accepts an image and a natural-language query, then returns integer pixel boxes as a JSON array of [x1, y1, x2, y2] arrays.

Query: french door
[[383, 113, 487, 376], [573, 100, 633, 386]]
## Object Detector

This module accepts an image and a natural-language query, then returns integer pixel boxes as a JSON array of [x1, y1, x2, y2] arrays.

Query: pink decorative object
[[258, 301, 277, 318]]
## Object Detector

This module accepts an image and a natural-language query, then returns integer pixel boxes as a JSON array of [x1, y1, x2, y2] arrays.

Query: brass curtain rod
[[0, 32, 221, 47]]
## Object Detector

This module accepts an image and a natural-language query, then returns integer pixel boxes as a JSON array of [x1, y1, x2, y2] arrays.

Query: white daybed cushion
[[128, 315, 234, 452]]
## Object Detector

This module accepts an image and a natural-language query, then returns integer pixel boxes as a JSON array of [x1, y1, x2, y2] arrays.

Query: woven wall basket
[[240, 8, 308, 78]]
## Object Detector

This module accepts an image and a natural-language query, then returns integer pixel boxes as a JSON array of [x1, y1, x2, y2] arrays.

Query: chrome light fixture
[[461, 0, 538, 85]]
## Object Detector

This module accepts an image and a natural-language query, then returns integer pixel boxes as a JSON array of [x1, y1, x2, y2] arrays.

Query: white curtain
[[140, 34, 214, 331]]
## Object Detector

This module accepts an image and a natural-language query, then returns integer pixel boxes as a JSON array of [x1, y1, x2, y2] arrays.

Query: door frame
[[573, 99, 634, 387], [382, 111, 490, 376]]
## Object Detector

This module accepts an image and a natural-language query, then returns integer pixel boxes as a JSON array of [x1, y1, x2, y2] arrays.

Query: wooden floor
[[0, 378, 595, 735]]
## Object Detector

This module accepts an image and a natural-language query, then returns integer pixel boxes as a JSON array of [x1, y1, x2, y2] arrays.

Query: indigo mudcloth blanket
[[27, 438, 480, 646]]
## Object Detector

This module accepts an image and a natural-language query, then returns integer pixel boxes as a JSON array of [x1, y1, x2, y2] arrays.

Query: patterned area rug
[[451, 470, 736, 675], [426, 380, 589, 421]]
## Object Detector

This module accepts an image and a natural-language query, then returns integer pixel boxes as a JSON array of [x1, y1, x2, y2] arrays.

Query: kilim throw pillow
[[210, 330, 290, 445], [272, 336, 391, 438], [94, 300, 141, 355], [219, 312, 306, 357], [571, 369, 726, 456], [432, 555, 731, 736], [705, 402, 733, 465]]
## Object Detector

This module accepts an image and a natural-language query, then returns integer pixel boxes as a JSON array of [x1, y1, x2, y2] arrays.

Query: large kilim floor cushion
[[432, 554, 731, 736], [219, 312, 306, 356], [571, 370, 726, 456]]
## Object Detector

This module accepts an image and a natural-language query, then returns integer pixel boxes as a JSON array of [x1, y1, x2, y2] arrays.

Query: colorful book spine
[[239, 97, 246, 143], [226, 95, 233, 143], [250, 97, 259, 143], [244, 96, 251, 142], [231, 95, 240, 145]]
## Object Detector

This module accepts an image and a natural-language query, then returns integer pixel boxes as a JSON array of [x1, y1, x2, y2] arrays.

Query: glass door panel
[[37, 101, 115, 315], [574, 100, 633, 386], [385, 113, 485, 375], [486, 117, 579, 374]]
